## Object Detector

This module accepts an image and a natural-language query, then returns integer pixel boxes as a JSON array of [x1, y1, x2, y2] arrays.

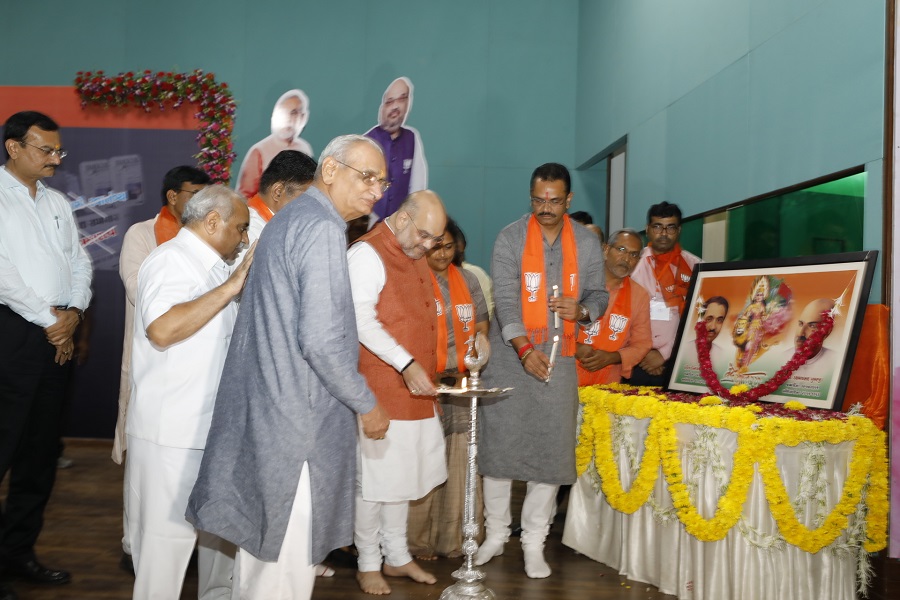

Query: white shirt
[[0, 165, 92, 326], [347, 240, 413, 371], [127, 228, 237, 449]]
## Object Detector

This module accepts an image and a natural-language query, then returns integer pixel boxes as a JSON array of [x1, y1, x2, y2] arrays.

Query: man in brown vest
[[347, 191, 448, 595]]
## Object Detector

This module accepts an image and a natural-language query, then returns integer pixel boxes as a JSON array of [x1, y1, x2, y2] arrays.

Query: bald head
[[795, 298, 835, 351], [391, 190, 447, 260]]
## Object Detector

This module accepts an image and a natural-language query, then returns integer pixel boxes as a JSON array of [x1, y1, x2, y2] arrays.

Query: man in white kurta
[[348, 192, 448, 595], [114, 166, 210, 572], [126, 185, 252, 600]]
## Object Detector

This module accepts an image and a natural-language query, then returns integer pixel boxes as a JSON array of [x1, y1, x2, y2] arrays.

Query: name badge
[[650, 299, 671, 321]]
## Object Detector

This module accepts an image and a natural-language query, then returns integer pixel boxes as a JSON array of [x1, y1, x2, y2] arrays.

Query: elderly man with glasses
[[188, 135, 390, 600], [346, 190, 448, 595], [475, 163, 607, 579], [628, 201, 701, 387], [0, 111, 92, 600], [574, 228, 652, 386]]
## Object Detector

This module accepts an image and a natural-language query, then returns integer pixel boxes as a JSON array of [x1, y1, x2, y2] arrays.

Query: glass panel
[[685, 171, 865, 261]]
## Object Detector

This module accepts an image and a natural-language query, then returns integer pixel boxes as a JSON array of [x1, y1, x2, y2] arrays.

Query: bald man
[[347, 191, 448, 595], [778, 298, 836, 395]]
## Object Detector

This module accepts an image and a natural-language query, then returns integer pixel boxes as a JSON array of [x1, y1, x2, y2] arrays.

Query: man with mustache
[[574, 228, 652, 385], [476, 163, 607, 579], [365, 77, 428, 220], [628, 201, 701, 386], [0, 111, 92, 600]]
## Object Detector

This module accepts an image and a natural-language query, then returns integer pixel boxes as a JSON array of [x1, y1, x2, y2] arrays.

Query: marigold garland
[[74, 70, 237, 183], [577, 384, 888, 554]]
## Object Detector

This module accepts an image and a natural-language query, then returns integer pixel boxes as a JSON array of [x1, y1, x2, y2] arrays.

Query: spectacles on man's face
[[405, 212, 443, 245], [335, 160, 391, 193], [177, 188, 201, 195], [20, 141, 67, 159], [609, 245, 642, 260], [530, 196, 567, 207], [648, 223, 680, 234]]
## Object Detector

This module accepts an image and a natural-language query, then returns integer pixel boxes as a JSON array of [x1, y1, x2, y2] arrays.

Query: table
[[562, 385, 888, 600]]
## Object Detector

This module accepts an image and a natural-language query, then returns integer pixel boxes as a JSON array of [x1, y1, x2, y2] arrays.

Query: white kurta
[[347, 241, 447, 502]]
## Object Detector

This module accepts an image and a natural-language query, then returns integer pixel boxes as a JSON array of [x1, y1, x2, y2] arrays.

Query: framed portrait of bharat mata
[[666, 251, 877, 410]]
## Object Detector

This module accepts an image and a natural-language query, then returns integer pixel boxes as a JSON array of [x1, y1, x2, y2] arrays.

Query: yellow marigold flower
[[783, 400, 807, 410], [699, 396, 724, 406], [729, 384, 749, 394]]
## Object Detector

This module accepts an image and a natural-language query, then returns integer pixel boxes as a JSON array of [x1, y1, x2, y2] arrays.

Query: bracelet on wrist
[[516, 342, 534, 359], [400, 358, 415, 373], [519, 348, 535, 363]]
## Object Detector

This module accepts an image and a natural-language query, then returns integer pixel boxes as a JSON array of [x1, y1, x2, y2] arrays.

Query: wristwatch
[[577, 304, 590, 323]]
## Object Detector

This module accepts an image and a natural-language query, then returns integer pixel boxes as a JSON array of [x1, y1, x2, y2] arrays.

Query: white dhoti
[[355, 408, 447, 571], [126, 435, 235, 600], [232, 461, 316, 600]]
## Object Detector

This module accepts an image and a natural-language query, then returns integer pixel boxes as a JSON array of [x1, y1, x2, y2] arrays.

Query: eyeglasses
[[177, 188, 202, 195], [530, 196, 567, 207], [648, 223, 680, 234], [405, 212, 443, 245], [335, 160, 391, 192], [20, 141, 67, 159], [609, 245, 642, 260]]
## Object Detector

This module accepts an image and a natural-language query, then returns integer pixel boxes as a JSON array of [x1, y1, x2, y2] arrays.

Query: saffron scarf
[[248, 194, 274, 223], [432, 265, 476, 374], [648, 243, 692, 313], [153, 206, 180, 246], [577, 277, 633, 385], [521, 214, 579, 356]]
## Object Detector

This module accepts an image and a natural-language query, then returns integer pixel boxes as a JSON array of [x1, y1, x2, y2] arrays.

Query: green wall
[[2, 0, 580, 268], [3, 0, 889, 286], [575, 0, 885, 299]]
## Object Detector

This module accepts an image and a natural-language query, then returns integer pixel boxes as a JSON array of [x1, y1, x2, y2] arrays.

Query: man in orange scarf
[[113, 165, 210, 573], [244, 150, 317, 248], [575, 228, 652, 385], [476, 163, 607, 579], [629, 202, 700, 386]]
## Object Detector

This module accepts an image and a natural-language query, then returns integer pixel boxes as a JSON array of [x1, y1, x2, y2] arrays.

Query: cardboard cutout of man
[[365, 77, 428, 220], [237, 89, 313, 198]]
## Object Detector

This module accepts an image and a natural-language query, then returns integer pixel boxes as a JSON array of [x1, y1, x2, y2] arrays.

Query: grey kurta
[[186, 186, 377, 563], [479, 214, 607, 484]]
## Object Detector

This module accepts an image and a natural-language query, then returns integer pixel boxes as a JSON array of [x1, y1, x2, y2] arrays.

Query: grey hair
[[607, 227, 643, 247], [315, 134, 383, 178], [181, 184, 243, 226]]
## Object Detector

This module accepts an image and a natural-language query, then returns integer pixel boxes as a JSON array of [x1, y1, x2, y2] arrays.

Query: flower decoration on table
[[694, 309, 835, 403], [576, 384, 887, 557], [74, 70, 236, 183]]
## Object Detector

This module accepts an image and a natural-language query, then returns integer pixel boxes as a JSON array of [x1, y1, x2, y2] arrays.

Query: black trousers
[[624, 363, 669, 388], [0, 305, 70, 564]]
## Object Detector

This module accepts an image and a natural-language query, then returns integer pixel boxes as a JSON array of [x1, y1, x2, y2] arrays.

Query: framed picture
[[666, 251, 878, 410]]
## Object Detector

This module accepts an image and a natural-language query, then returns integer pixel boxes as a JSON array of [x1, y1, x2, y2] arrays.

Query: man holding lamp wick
[[476, 163, 607, 578]]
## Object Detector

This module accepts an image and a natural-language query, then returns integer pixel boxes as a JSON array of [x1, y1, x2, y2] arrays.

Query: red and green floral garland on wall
[[74, 70, 236, 183]]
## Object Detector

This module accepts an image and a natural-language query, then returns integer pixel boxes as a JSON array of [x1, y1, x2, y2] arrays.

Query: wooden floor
[[3, 439, 898, 599]]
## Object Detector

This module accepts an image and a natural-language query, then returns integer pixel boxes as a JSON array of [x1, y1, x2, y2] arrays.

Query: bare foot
[[411, 551, 438, 561], [383, 560, 437, 584], [357, 571, 391, 595]]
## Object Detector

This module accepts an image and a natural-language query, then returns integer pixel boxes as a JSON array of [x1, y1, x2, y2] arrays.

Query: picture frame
[[666, 250, 878, 410]]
